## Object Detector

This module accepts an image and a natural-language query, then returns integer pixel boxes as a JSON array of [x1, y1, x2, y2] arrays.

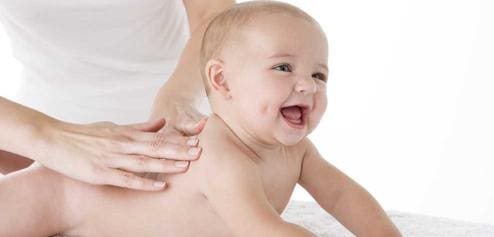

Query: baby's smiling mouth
[[280, 104, 309, 129]]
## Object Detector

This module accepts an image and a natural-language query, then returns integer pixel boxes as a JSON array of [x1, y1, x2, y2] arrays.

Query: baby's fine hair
[[199, 1, 319, 95]]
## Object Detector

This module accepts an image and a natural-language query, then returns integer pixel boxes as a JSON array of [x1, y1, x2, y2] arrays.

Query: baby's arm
[[0, 165, 67, 237], [298, 138, 401, 237], [196, 149, 316, 237]]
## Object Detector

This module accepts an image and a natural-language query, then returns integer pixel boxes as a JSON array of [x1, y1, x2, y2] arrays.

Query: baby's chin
[[275, 133, 308, 146], [275, 124, 316, 146]]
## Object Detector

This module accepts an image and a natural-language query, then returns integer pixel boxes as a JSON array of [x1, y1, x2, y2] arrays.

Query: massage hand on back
[[0, 0, 228, 190]]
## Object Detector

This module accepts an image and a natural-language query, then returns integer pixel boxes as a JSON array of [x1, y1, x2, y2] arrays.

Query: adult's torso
[[0, 0, 189, 123]]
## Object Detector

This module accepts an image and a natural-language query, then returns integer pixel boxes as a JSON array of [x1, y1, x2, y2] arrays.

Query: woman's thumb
[[181, 117, 208, 135]]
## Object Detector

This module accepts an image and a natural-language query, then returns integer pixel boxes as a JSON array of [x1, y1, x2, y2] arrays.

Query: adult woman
[[0, 0, 234, 190]]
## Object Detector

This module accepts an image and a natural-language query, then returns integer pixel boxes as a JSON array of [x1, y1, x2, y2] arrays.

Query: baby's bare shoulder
[[191, 135, 257, 174], [292, 138, 317, 158], [280, 138, 313, 166]]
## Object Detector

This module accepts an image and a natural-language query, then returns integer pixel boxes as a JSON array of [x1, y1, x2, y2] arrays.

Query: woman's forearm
[[149, 17, 209, 120], [150, 1, 234, 120], [0, 97, 56, 161]]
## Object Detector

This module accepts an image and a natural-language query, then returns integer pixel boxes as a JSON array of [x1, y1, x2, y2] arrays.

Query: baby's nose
[[294, 77, 317, 94]]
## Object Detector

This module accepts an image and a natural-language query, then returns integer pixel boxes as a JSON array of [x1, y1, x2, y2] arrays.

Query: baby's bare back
[[60, 119, 304, 236], [61, 167, 230, 236]]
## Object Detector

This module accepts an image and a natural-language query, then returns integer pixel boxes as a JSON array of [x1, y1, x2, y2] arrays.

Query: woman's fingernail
[[153, 181, 166, 188], [175, 161, 189, 168], [188, 147, 200, 156], [187, 138, 198, 146]]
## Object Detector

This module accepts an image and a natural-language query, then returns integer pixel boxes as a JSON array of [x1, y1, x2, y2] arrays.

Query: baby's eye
[[312, 72, 327, 82], [273, 64, 292, 72]]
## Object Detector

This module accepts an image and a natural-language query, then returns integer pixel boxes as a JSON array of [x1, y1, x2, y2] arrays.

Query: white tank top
[[0, 0, 190, 124]]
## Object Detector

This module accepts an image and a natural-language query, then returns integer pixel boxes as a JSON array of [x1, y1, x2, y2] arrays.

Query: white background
[[1, 0, 493, 225]]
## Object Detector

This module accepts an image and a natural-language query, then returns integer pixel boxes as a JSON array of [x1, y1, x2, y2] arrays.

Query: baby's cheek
[[308, 116, 321, 133], [258, 102, 280, 119], [259, 103, 270, 115], [316, 90, 328, 112], [309, 103, 327, 131]]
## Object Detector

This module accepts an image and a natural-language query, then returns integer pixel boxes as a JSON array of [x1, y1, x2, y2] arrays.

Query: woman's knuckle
[[118, 172, 134, 184], [150, 133, 166, 150], [134, 156, 148, 167]]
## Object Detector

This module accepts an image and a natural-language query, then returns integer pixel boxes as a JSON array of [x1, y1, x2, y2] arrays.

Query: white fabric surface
[[282, 201, 494, 237], [0, 0, 189, 124]]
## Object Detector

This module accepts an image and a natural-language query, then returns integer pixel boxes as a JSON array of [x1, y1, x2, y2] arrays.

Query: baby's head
[[200, 1, 328, 146]]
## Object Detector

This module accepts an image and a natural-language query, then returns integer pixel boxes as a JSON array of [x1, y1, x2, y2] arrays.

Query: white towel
[[282, 201, 494, 237]]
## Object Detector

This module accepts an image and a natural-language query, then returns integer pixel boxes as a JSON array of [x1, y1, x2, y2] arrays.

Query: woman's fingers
[[102, 168, 167, 191], [41, 116, 204, 191], [108, 155, 190, 173], [124, 140, 202, 161], [123, 129, 201, 160], [129, 131, 199, 147]]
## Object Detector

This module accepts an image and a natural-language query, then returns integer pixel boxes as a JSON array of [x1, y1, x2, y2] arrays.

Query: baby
[[0, 1, 401, 236]]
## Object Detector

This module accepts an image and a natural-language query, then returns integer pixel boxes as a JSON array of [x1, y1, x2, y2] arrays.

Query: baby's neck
[[203, 113, 286, 161]]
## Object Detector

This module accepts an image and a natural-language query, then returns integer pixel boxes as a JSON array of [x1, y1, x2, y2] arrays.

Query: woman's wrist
[[0, 97, 61, 162], [25, 115, 64, 163], [150, 92, 195, 121], [150, 74, 205, 119]]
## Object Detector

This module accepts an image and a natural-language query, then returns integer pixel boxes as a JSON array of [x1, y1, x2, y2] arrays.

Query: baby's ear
[[205, 59, 231, 99]]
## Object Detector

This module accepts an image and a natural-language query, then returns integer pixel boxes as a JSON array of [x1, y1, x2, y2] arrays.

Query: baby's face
[[222, 13, 328, 146]]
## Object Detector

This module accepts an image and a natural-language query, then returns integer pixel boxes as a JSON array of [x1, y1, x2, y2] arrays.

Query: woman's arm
[[149, 0, 234, 130], [0, 96, 200, 190], [298, 138, 402, 237]]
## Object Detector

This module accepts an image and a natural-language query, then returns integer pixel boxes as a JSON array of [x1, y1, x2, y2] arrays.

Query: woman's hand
[[37, 117, 205, 191], [153, 99, 208, 137]]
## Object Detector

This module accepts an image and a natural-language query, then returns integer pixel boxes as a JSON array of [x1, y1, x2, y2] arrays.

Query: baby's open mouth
[[280, 105, 307, 128]]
